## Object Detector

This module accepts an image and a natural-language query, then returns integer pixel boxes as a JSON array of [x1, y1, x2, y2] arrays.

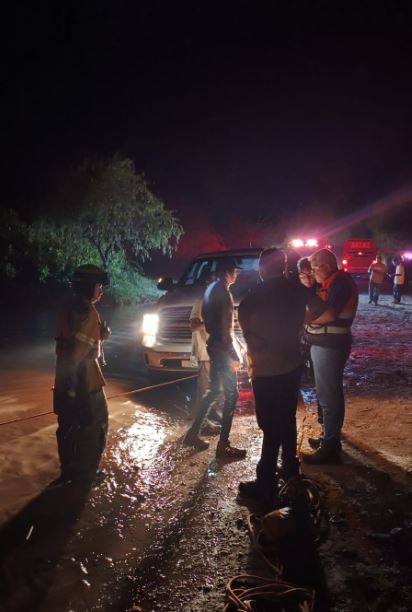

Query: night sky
[[4, 2, 412, 237]]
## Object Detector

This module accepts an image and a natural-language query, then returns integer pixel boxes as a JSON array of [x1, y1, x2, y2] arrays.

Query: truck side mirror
[[157, 276, 174, 291]]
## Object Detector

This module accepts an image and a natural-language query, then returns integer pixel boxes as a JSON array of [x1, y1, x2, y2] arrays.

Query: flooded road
[[0, 305, 258, 611], [0, 300, 412, 611]]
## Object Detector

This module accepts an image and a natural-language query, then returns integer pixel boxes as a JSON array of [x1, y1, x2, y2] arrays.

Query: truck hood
[[156, 283, 252, 309]]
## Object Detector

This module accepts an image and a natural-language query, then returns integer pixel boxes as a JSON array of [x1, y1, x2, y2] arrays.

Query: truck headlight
[[142, 313, 159, 336]]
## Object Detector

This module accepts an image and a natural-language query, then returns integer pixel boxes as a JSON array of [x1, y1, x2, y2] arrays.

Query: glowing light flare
[[142, 334, 156, 347], [318, 183, 412, 240], [402, 251, 412, 260], [142, 313, 159, 336], [289, 238, 319, 249]]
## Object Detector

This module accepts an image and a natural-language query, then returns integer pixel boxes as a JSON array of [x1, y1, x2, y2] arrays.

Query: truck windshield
[[179, 255, 261, 295]]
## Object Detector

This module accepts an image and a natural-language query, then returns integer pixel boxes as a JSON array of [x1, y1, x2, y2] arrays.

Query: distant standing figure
[[184, 257, 246, 459], [368, 255, 387, 305], [391, 256, 405, 304], [54, 265, 111, 485]]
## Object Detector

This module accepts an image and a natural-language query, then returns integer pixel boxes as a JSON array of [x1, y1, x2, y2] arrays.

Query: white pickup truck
[[141, 248, 262, 375]]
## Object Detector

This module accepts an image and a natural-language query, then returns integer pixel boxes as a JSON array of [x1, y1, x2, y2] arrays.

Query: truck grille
[[158, 306, 192, 343], [158, 306, 243, 343]]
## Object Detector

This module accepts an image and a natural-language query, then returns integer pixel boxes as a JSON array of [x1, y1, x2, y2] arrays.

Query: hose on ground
[[223, 574, 315, 611], [226, 477, 327, 610], [278, 475, 328, 543]]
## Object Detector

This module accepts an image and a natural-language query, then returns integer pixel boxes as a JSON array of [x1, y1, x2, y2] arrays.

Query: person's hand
[[100, 320, 111, 340], [65, 390, 93, 425], [230, 359, 241, 373], [190, 318, 204, 331]]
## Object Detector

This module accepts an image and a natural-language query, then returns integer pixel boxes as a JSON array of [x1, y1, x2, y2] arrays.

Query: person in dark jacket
[[237, 248, 324, 506], [54, 264, 110, 485], [184, 257, 246, 459]]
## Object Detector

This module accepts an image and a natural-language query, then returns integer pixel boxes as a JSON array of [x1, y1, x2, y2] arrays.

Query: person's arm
[[66, 308, 99, 393], [218, 290, 240, 362], [306, 306, 337, 325], [238, 294, 267, 352], [306, 277, 351, 325], [190, 318, 203, 331], [190, 299, 204, 331]]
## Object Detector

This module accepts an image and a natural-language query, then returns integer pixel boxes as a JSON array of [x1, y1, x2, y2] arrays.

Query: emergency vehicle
[[341, 238, 378, 276]]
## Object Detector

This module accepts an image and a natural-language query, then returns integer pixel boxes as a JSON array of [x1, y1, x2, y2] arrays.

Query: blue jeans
[[188, 348, 238, 444], [393, 284, 403, 303], [310, 342, 351, 450], [369, 281, 382, 304]]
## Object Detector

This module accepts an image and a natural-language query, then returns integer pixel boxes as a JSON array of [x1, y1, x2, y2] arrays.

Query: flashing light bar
[[289, 238, 319, 249]]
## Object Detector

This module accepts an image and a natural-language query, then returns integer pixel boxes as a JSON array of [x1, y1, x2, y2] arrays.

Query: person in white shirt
[[190, 269, 222, 435], [391, 256, 405, 304], [368, 255, 387, 305]]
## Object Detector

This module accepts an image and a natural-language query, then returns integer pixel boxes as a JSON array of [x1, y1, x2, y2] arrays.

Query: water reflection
[[300, 387, 318, 406], [111, 409, 167, 475]]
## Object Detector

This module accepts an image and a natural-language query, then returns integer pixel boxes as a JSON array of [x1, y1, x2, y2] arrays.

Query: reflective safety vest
[[56, 302, 101, 360], [306, 270, 358, 336], [55, 298, 105, 393]]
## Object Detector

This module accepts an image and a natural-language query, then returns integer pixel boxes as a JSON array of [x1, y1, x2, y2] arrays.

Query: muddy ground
[[0, 292, 411, 611]]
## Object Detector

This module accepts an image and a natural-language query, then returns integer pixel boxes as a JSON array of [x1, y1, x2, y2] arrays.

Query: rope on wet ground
[[224, 476, 327, 611], [0, 374, 197, 427]]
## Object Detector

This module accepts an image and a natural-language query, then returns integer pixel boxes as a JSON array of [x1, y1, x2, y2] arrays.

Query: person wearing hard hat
[[53, 264, 111, 485]]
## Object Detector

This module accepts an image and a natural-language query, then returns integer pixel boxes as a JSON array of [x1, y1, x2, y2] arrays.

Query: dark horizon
[[4, 2, 412, 239]]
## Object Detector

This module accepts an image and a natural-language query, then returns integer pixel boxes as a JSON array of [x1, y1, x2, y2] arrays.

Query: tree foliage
[[26, 218, 97, 282], [62, 156, 183, 269], [0, 156, 183, 303], [0, 209, 28, 279]]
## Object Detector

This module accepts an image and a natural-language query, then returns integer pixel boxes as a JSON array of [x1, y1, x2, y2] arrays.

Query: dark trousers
[[252, 366, 302, 490], [188, 349, 238, 444], [55, 389, 108, 480], [369, 281, 382, 304]]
